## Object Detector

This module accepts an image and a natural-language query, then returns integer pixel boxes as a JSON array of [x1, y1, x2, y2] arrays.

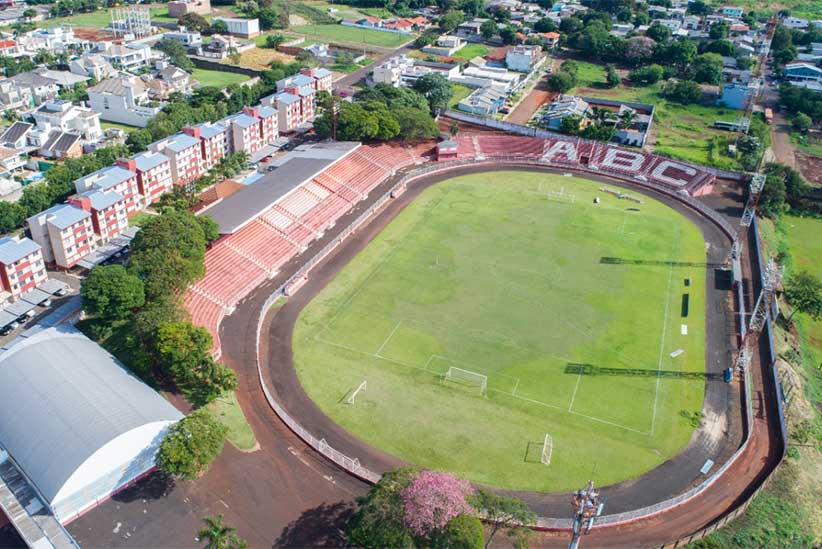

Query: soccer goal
[[345, 381, 367, 405], [444, 367, 488, 396], [541, 434, 553, 465]]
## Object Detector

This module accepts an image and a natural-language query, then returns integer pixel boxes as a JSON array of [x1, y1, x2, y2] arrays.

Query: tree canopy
[[156, 409, 227, 480], [785, 271, 822, 321], [81, 265, 145, 320]]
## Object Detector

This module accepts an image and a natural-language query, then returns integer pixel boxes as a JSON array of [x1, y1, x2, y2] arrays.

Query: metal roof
[[204, 141, 360, 234], [132, 150, 169, 172], [0, 121, 33, 145], [19, 288, 51, 306], [34, 204, 90, 230], [195, 122, 227, 139], [0, 310, 17, 328], [81, 188, 124, 210], [0, 236, 39, 265], [3, 300, 35, 318], [161, 133, 199, 152], [0, 325, 183, 505], [37, 279, 69, 295], [75, 165, 135, 192], [226, 113, 257, 129]]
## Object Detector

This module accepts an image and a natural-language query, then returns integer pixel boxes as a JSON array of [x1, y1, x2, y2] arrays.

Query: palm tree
[[197, 515, 247, 549]]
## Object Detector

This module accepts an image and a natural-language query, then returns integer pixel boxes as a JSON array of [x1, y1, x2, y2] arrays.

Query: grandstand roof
[[0, 325, 182, 505], [203, 141, 360, 234]]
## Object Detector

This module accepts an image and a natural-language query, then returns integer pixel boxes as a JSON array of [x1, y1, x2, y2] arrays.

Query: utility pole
[[569, 481, 603, 549], [331, 99, 340, 141]]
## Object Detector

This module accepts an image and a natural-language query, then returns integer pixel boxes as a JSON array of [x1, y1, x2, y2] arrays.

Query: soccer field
[[293, 171, 708, 491]]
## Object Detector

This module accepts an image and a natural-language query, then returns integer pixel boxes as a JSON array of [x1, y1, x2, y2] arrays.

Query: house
[[372, 55, 461, 87], [74, 165, 141, 216], [4, 71, 60, 108], [682, 15, 700, 30], [299, 68, 333, 93], [454, 65, 521, 92], [87, 74, 163, 128], [784, 62, 822, 83], [458, 86, 507, 116], [167, 0, 211, 18], [16, 24, 78, 52], [0, 121, 33, 149], [720, 82, 755, 110], [720, 6, 744, 17], [200, 34, 243, 60], [67, 188, 129, 243], [37, 131, 82, 160], [163, 29, 203, 50], [0, 236, 47, 303], [27, 203, 96, 269], [96, 42, 152, 71], [0, 80, 26, 110], [610, 22, 634, 36], [782, 16, 809, 30], [31, 99, 102, 143], [0, 39, 19, 57], [116, 152, 173, 205], [539, 31, 560, 49], [423, 35, 466, 56], [144, 62, 193, 100], [69, 53, 117, 81], [505, 44, 543, 72], [149, 133, 204, 187], [542, 95, 590, 130], [182, 122, 229, 171], [456, 19, 489, 42], [0, 146, 26, 176], [212, 17, 260, 38]]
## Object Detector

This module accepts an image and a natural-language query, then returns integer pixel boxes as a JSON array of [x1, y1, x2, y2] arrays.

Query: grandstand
[[186, 136, 717, 356]]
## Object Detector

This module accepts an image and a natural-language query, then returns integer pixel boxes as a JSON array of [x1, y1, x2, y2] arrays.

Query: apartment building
[[0, 235, 47, 302], [28, 203, 96, 269], [267, 92, 301, 133], [116, 151, 173, 206], [257, 105, 279, 143], [183, 122, 229, 170], [149, 132, 204, 187], [74, 165, 141, 216], [224, 111, 263, 155], [67, 188, 129, 242], [299, 67, 333, 93]]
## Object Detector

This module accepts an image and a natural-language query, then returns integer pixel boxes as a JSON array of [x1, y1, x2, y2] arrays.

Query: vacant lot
[[291, 24, 410, 48], [191, 68, 249, 89], [294, 171, 706, 491], [452, 43, 491, 60]]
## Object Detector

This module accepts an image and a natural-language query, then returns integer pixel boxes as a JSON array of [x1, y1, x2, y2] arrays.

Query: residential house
[[372, 55, 462, 87], [87, 74, 163, 127], [74, 165, 141, 216], [456, 19, 489, 42], [164, 29, 203, 50], [37, 131, 82, 160], [505, 44, 543, 72], [31, 99, 102, 142], [720, 6, 744, 17], [422, 35, 466, 56], [97, 42, 153, 72], [144, 62, 193, 100], [539, 31, 560, 49], [212, 17, 260, 38], [149, 133, 204, 187], [67, 188, 129, 243], [782, 16, 809, 30], [720, 82, 755, 109], [167, 0, 211, 18], [0, 146, 26, 177], [0, 121, 32, 149], [182, 122, 229, 171], [16, 24, 78, 52], [0, 80, 26, 110], [4, 71, 59, 108], [542, 95, 590, 130], [69, 53, 117, 81], [116, 152, 173, 205], [27, 203, 96, 269], [200, 34, 243, 60], [458, 86, 507, 116], [0, 236, 47, 303], [0, 39, 19, 57]]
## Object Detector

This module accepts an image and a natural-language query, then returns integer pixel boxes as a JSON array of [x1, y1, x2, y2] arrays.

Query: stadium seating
[[313, 173, 362, 203], [224, 220, 298, 273], [477, 136, 545, 158], [184, 291, 225, 355], [361, 143, 417, 170]]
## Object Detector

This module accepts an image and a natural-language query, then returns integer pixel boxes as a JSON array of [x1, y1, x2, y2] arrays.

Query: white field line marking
[[375, 321, 401, 356], [568, 369, 583, 411], [314, 335, 647, 436], [512, 378, 520, 396], [649, 227, 680, 436]]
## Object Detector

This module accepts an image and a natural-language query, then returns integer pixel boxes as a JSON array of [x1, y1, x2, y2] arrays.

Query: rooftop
[[33, 203, 90, 229], [76, 165, 136, 191], [132, 150, 170, 172], [0, 235, 39, 265]]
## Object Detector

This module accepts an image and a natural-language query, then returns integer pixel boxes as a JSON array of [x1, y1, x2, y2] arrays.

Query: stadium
[[186, 121, 782, 543]]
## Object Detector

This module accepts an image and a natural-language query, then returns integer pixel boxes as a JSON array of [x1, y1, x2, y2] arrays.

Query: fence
[[244, 157, 779, 539], [190, 57, 262, 77]]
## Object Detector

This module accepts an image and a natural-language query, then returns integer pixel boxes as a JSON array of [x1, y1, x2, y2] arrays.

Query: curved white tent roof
[[0, 324, 182, 512]]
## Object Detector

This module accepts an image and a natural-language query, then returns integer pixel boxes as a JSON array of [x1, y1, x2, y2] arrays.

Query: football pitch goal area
[[293, 171, 708, 492]]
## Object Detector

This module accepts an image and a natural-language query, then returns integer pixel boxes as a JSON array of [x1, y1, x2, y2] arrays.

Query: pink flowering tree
[[401, 470, 474, 538]]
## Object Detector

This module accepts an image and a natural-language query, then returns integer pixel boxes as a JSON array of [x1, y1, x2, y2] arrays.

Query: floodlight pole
[[331, 100, 340, 141], [569, 480, 603, 549]]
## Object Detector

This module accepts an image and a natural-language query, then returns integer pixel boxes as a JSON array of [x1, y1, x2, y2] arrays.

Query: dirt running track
[[68, 166, 782, 548]]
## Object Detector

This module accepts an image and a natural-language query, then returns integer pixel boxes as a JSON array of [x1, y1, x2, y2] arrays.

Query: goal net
[[444, 367, 487, 396], [345, 381, 367, 405], [541, 434, 553, 465]]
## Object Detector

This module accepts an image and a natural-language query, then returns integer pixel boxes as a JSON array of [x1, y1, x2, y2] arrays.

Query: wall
[[190, 57, 262, 77]]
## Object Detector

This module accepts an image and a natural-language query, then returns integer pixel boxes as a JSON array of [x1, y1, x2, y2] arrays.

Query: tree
[[480, 19, 497, 39], [687, 0, 710, 14], [134, 295, 186, 345], [470, 490, 536, 549], [401, 471, 473, 538], [784, 271, 822, 321], [499, 25, 518, 45], [559, 114, 582, 134], [346, 468, 417, 548], [629, 64, 664, 85], [625, 36, 655, 65], [708, 19, 729, 40], [646, 22, 671, 43], [394, 107, 439, 141], [178, 12, 210, 33], [198, 215, 220, 243], [658, 37, 697, 71], [435, 515, 484, 549], [198, 515, 246, 549], [81, 265, 145, 320], [412, 73, 454, 114], [704, 39, 736, 56], [759, 173, 787, 217], [155, 39, 194, 71], [771, 25, 792, 52], [210, 19, 228, 34], [0, 201, 25, 233], [263, 33, 286, 48], [605, 63, 620, 87], [157, 409, 227, 480], [791, 111, 812, 132], [662, 79, 703, 104], [439, 10, 465, 32], [155, 322, 213, 374], [547, 70, 576, 92], [22, 8, 37, 20], [692, 53, 723, 84], [533, 17, 556, 33]]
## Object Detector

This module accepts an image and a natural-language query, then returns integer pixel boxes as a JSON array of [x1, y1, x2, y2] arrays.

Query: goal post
[[345, 380, 367, 405], [444, 367, 487, 396], [541, 434, 553, 466]]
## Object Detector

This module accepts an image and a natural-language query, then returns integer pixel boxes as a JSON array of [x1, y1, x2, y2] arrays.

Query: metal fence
[[249, 157, 771, 536]]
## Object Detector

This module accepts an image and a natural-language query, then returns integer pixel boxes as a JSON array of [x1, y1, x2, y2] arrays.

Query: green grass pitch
[[293, 171, 707, 491]]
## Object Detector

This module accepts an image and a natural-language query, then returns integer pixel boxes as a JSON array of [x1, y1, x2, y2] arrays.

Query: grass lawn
[[570, 70, 743, 170], [452, 43, 491, 60], [101, 121, 141, 135], [128, 211, 159, 227], [191, 68, 249, 89], [37, 5, 178, 29], [291, 24, 410, 48], [709, 0, 822, 19], [294, 171, 706, 491], [206, 391, 258, 451], [790, 132, 822, 157], [449, 84, 473, 108]]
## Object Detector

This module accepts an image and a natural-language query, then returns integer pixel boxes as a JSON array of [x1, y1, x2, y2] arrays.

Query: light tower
[[569, 481, 603, 549], [726, 173, 767, 269], [735, 257, 781, 375]]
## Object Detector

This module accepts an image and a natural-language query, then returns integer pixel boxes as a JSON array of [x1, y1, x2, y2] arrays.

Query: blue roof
[[163, 133, 200, 152], [0, 236, 40, 265], [312, 68, 332, 78], [279, 73, 314, 88], [275, 92, 300, 105], [76, 165, 135, 191], [196, 122, 227, 139], [39, 204, 90, 230], [226, 113, 258, 129], [81, 189, 123, 211], [298, 85, 315, 97], [258, 106, 277, 118], [132, 151, 169, 172]]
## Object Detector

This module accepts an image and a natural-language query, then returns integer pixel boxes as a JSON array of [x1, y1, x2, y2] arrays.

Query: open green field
[[452, 43, 491, 60], [294, 171, 707, 491], [449, 84, 473, 108], [191, 68, 249, 89], [292, 24, 410, 47], [37, 5, 176, 29], [569, 61, 744, 170], [784, 216, 822, 378]]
